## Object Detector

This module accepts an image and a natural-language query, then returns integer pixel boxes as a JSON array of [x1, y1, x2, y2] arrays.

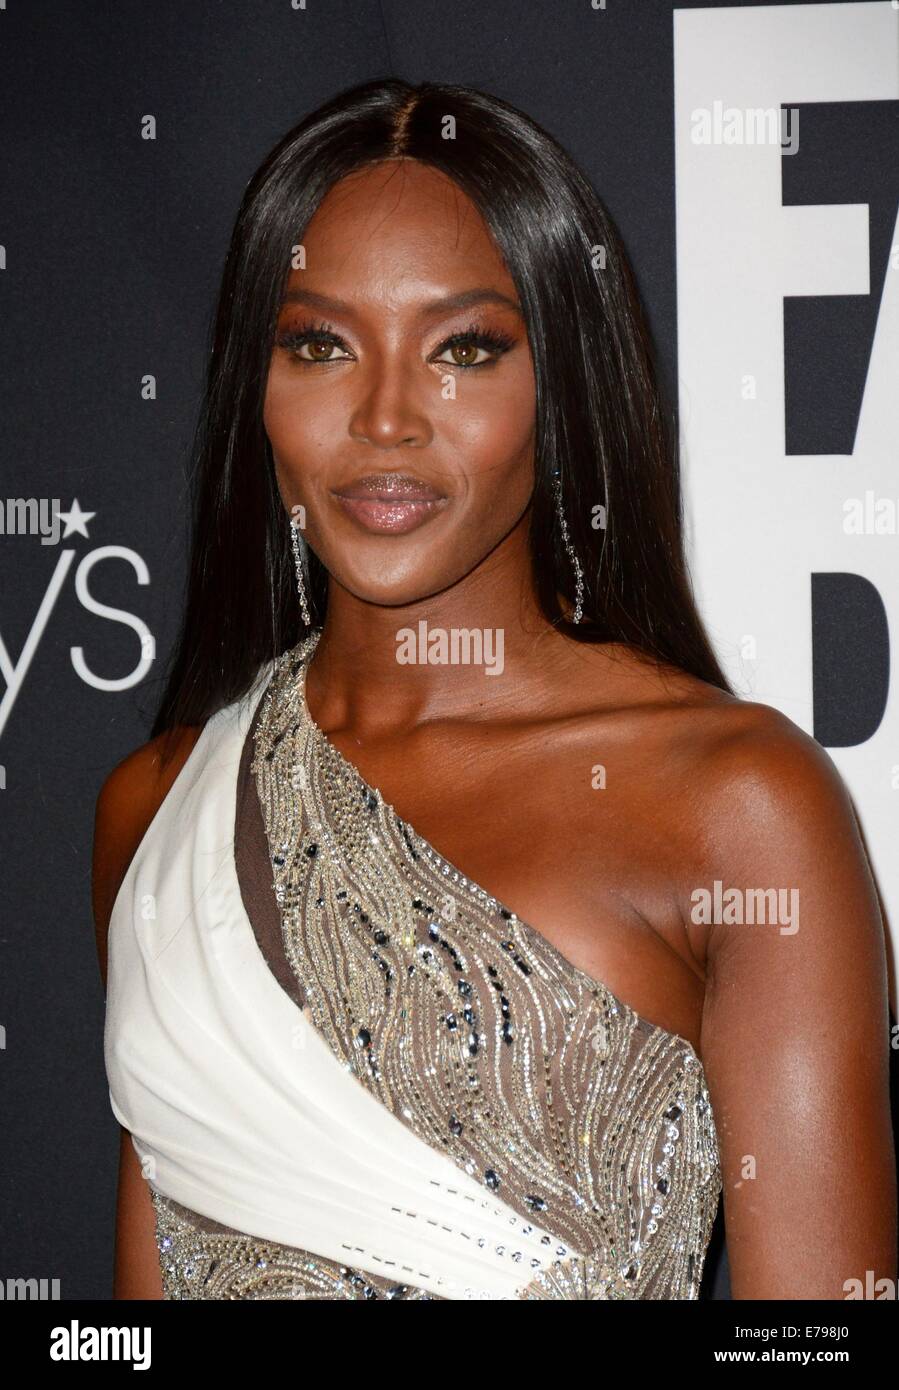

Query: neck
[[303, 517, 579, 738]]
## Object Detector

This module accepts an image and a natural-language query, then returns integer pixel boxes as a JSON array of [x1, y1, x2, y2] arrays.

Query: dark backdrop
[[0, 0, 890, 1301]]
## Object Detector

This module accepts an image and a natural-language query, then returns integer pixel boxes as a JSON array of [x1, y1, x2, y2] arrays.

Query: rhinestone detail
[[152, 629, 722, 1300]]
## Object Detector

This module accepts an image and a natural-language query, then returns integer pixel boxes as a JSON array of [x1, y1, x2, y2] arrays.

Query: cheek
[[263, 370, 303, 456], [452, 408, 533, 475], [263, 372, 333, 482], [451, 415, 535, 537], [440, 372, 536, 474]]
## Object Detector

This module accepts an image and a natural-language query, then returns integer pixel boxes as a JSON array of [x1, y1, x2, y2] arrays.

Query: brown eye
[[432, 325, 516, 370], [305, 340, 340, 362], [275, 323, 353, 364], [447, 342, 482, 367]]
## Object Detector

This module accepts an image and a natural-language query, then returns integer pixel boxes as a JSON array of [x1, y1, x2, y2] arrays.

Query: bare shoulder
[[592, 640, 850, 816], [92, 723, 205, 987], [612, 651, 881, 957], [668, 681, 856, 845], [569, 642, 869, 947]]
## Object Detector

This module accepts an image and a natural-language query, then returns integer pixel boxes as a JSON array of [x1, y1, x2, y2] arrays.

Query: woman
[[94, 77, 896, 1300]]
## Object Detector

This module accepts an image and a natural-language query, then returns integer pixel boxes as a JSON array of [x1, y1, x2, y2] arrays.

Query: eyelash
[[274, 318, 516, 369]]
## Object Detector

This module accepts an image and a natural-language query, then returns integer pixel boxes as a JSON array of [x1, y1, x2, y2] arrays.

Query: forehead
[[288, 159, 516, 303]]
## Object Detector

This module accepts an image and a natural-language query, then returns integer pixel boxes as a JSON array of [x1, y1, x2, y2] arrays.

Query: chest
[[319, 719, 707, 1046]]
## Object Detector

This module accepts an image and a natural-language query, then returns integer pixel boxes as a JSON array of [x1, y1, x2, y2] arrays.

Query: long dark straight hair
[[151, 76, 732, 747]]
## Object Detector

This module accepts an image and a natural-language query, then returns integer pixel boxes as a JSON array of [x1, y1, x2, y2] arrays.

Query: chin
[[326, 560, 458, 610], [346, 582, 445, 610]]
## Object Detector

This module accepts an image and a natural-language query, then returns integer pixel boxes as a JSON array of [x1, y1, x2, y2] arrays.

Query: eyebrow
[[279, 287, 522, 318]]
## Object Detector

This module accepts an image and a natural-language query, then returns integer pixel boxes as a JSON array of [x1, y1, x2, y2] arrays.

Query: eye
[[275, 320, 353, 364], [431, 322, 517, 369], [274, 317, 517, 369]]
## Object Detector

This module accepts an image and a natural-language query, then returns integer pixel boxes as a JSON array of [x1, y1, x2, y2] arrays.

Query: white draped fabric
[[104, 665, 570, 1300]]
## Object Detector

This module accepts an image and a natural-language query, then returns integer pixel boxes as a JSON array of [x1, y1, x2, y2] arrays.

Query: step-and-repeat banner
[[0, 0, 894, 1300], [676, 1, 898, 1007]]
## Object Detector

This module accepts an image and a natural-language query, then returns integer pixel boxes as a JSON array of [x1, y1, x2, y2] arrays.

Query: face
[[263, 158, 537, 609]]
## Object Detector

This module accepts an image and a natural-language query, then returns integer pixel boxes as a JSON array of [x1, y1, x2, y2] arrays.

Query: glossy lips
[[331, 472, 449, 535]]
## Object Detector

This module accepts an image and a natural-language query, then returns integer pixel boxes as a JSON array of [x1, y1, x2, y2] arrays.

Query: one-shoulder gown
[[103, 629, 722, 1299]]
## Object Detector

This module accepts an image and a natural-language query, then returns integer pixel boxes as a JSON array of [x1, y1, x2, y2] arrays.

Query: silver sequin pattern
[[151, 1189, 443, 1300]]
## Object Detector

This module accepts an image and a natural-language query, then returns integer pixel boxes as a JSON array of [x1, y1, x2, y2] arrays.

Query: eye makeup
[[274, 318, 517, 368]]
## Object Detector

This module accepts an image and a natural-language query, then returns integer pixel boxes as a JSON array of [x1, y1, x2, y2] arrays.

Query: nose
[[347, 351, 433, 450]]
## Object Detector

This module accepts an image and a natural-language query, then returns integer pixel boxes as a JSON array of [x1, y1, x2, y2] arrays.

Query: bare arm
[[93, 725, 202, 1300], [695, 708, 897, 1298], [112, 1129, 165, 1299]]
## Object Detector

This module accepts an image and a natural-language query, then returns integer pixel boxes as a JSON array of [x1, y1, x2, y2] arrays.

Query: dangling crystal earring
[[289, 515, 312, 627], [552, 467, 584, 624]]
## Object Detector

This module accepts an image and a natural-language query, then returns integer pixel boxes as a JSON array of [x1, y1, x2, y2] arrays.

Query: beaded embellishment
[[151, 1189, 444, 1300], [208, 628, 721, 1301]]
